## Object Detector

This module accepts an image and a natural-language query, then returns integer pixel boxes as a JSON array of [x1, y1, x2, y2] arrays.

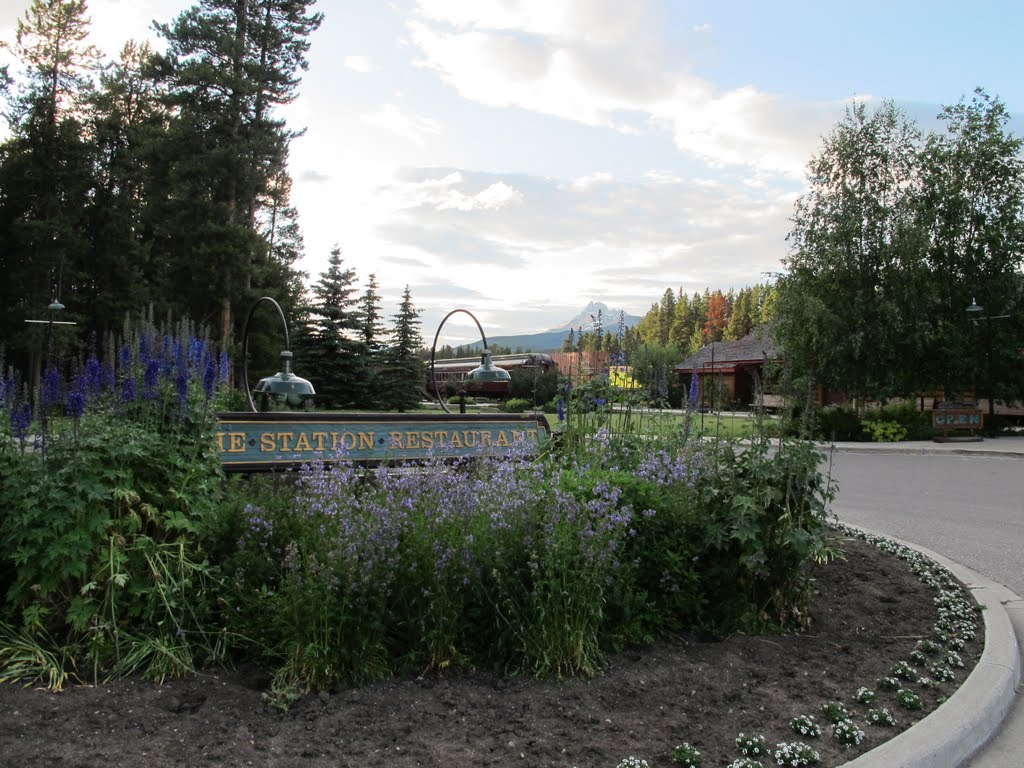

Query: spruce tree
[[150, 0, 322, 343], [380, 285, 426, 412], [296, 247, 366, 409]]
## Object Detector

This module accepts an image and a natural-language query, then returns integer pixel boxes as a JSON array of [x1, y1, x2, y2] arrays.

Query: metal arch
[[242, 296, 293, 412], [429, 308, 490, 414]]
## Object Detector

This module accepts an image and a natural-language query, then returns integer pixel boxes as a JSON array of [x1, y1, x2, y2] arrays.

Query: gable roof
[[675, 326, 777, 372]]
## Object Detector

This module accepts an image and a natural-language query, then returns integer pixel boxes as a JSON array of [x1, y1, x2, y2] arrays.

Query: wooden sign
[[216, 411, 550, 472]]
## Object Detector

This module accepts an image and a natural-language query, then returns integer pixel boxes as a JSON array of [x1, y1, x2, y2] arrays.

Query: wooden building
[[675, 327, 777, 410]]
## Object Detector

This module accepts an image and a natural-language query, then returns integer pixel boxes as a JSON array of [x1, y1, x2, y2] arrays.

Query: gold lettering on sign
[[227, 432, 246, 453], [293, 432, 313, 452]]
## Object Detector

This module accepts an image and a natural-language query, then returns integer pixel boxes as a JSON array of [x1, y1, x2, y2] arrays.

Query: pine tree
[[295, 247, 366, 409], [380, 285, 426, 412], [150, 0, 322, 344], [0, 0, 101, 377]]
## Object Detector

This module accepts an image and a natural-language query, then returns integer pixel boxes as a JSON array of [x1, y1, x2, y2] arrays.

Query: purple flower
[[142, 359, 161, 399], [202, 354, 217, 398], [102, 362, 116, 391], [66, 391, 86, 419], [41, 365, 61, 408], [10, 401, 32, 439], [175, 372, 189, 405], [121, 376, 136, 403], [119, 343, 132, 371], [189, 338, 205, 372], [66, 374, 87, 419], [85, 356, 102, 395], [2, 377, 17, 405], [557, 397, 566, 422], [138, 332, 152, 365], [688, 372, 699, 407]]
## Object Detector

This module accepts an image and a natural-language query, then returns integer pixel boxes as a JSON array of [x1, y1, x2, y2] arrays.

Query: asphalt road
[[826, 451, 1024, 595]]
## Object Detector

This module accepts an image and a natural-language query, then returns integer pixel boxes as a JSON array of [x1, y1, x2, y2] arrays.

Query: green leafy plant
[[854, 687, 876, 705], [789, 714, 821, 738], [862, 419, 908, 443], [671, 742, 703, 766], [820, 700, 849, 724], [895, 688, 923, 710], [772, 741, 820, 766], [866, 707, 898, 727], [832, 718, 865, 746], [735, 733, 769, 759]]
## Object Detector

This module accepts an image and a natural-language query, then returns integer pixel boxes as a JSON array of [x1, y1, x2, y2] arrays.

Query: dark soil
[[0, 534, 980, 768]]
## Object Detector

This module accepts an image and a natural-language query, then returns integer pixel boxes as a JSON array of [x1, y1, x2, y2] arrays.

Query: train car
[[428, 353, 557, 398]]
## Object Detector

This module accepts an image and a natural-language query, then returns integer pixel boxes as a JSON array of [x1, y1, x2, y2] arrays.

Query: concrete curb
[[839, 533, 1021, 768], [823, 443, 1024, 460]]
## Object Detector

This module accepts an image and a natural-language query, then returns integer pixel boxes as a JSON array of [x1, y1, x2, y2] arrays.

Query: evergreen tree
[[0, 0, 101, 377], [356, 273, 385, 406], [83, 41, 171, 340], [150, 0, 322, 343], [295, 247, 366, 409], [380, 285, 426, 412]]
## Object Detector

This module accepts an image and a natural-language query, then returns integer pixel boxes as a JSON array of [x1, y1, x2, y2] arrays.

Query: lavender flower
[[85, 356, 102, 395], [121, 376, 137, 403], [10, 401, 32, 440], [175, 372, 189, 405], [41, 365, 61, 408], [66, 374, 86, 419], [202, 354, 217, 398], [557, 397, 566, 422], [688, 372, 699, 407], [119, 343, 132, 372], [142, 359, 161, 399]]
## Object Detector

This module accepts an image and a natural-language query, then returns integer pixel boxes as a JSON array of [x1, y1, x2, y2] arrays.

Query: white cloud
[[408, 0, 839, 178], [343, 55, 373, 73], [361, 103, 442, 145]]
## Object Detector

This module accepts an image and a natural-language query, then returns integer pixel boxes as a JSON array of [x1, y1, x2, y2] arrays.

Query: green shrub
[[813, 406, 861, 441], [503, 397, 532, 413], [862, 419, 908, 442], [0, 318, 231, 685], [693, 439, 839, 633], [865, 403, 934, 440]]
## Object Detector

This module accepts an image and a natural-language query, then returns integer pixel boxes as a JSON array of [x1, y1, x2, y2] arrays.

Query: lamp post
[[966, 297, 1010, 430], [429, 309, 510, 414], [241, 296, 315, 412]]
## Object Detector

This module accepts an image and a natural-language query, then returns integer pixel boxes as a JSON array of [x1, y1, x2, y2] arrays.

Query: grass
[[545, 408, 777, 440]]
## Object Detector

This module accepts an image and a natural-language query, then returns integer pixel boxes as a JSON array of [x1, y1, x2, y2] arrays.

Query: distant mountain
[[476, 302, 643, 353]]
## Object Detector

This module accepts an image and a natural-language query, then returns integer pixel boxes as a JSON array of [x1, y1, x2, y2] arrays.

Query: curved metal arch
[[429, 308, 491, 414], [242, 296, 293, 412]]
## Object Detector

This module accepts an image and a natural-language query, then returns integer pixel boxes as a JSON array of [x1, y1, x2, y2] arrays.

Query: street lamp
[[429, 309, 510, 414], [242, 296, 315, 412], [965, 297, 1011, 429]]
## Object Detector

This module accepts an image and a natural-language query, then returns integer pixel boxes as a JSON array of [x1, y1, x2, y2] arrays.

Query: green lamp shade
[[966, 298, 983, 313], [254, 371, 316, 407], [468, 350, 511, 382]]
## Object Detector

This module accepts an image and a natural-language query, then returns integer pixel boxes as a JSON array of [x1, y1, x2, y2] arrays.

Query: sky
[[1, 0, 1023, 344]]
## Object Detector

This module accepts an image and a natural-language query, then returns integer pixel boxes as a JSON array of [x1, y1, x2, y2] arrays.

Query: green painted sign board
[[216, 411, 550, 472]]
